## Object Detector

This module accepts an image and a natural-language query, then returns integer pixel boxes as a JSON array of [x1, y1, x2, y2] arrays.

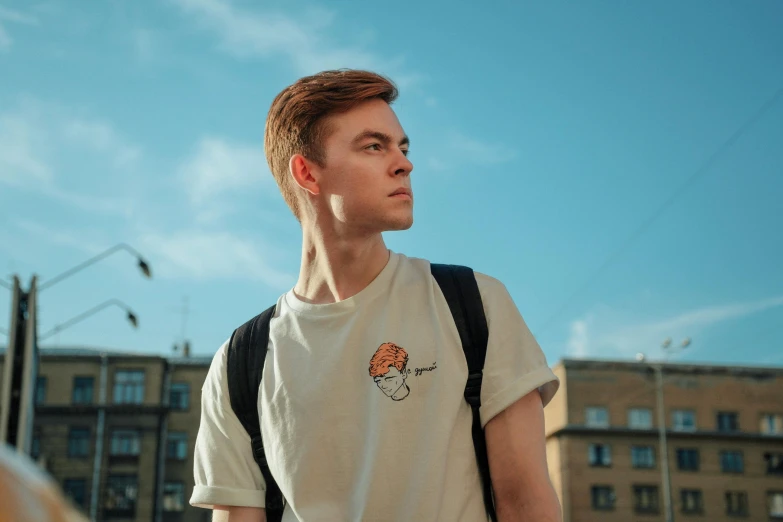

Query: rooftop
[[0, 345, 212, 365], [558, 357, 783, 377]]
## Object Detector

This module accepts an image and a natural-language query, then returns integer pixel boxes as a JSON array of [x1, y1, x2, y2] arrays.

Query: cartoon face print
[[368, 342, 410, 401], [375, 365, 406, 397]]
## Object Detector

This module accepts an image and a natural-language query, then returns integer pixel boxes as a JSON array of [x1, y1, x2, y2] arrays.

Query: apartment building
[[0, 346, 212, 522], [544, 358, 783, 522]]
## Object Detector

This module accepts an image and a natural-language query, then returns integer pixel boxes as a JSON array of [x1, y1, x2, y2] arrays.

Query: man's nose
[[392, 150, 413, 177]]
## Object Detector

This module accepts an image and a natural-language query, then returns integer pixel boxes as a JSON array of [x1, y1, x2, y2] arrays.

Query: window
[[725, 491, 748, 516], [110, 430, 140, 456], [585, 407, 609, 428], [163, 482, 185, 512], [63, 479, 87, 508], [167, 432, 188, 460], [591, 485, 615, 510], [761, 414, 783, 435], [766, 453, 783, 475], [628, 408, 653, 429], [676, 448, 699, 471], [169, 382, 190, 410], [717, 411, 739, 432], [72, 377, 94, 405], [720, 451, 744, 473], [113, 370, 145, 404], [633, 485, 659, 514], [672, 409, 696, 432], [681, 489, 703, 514], [631, 446, 655, 469], [769, 491, 783, 518], [104, 475, 137, 516], [68, 428, 90, 458], [35, 376, 47, 405], [588, 444, 611, 467], [31, 431, 41, 459]]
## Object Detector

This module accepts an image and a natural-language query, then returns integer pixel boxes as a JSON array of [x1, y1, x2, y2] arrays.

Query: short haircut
[[264, 69, 399, 220], [369, 342, 408, 378]]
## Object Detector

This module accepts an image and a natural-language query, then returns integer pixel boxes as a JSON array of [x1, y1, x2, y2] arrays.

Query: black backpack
[[226, 264, 497, 522]]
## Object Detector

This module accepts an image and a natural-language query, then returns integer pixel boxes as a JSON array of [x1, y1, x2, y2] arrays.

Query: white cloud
[[183, 137, 267, 204], [422, 132, 518, 174], [0, 5, 38, 52], [567, 318, 590, 358], [179, 137, 270, 223], [0, 112, 53, 184], [139, 229, 295, 289], [566, 295, 783, 359], [0, 24, 11, 51], [133, 28, 155, 62], [13, 219, 105, 255], [63, 120, 141, 168], [449, 132, 517, 164], [168, 0, 418, 84], [0, 6, 38, 24], [0, 101, 137, 217]]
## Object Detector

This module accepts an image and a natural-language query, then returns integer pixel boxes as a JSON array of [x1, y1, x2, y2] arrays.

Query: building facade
[[0, 347, 212, 522], [544, 359, 783, 522]]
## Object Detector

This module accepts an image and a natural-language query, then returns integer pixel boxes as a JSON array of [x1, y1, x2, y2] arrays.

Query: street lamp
[[36, 242, 152, 292], [636, 337, 692, 522], [39, 299, 139, 341]]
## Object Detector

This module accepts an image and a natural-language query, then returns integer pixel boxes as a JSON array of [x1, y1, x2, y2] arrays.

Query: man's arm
[[211, 506, 266, 522], [484, 389, 562, 522]]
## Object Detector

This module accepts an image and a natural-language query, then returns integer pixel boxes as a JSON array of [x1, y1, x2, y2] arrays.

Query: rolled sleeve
[[190, 342, 266, 509], [475, 273, 560, 428]]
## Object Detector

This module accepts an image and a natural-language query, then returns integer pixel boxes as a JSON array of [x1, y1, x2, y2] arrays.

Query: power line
[[535, 86, 783, 337]]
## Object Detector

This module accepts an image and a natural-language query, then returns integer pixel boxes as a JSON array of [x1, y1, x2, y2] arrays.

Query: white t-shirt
[[191, 252, 559, 522]]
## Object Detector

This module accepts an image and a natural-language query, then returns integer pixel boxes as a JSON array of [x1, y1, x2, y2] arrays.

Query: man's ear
[[289, 154, 320, 196]]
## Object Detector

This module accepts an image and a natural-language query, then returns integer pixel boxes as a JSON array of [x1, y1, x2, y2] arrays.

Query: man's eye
[[367, 143, 382, 151], [401, 149, 410, 157]]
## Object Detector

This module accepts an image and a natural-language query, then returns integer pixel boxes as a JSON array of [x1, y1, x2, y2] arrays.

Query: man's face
[[315, 99, 414, 233], [374, 365, 406, 397]]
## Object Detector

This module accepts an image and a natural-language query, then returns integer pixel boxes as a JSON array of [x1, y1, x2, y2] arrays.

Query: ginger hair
[[264, 69, 398, 220], [369, 342, 408, 378]]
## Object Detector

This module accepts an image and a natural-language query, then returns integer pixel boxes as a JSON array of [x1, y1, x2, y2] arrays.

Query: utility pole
[[637, 336, 691, 522], [0, 276, 38, 453], [0, 243, 152, 457], [654, 363, 674, 522]]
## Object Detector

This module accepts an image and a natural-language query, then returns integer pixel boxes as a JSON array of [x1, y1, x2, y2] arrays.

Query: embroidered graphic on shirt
[[369, 342, 411, 401], [368, 343, 439, 401]]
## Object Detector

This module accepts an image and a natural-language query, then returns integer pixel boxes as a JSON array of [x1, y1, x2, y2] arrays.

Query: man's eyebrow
[[351, 130, 410, 148]]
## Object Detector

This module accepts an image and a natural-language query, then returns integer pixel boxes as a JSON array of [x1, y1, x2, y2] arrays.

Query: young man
[[190, 70, 562, 522]]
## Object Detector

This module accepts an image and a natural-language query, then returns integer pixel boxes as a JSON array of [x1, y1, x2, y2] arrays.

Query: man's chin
[[384, 216, 414, 232]]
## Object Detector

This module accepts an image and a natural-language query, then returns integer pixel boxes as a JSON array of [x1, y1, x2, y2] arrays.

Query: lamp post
[[39, 299, 139, 341], [37, 242, 152, 292], [1, 243, 152, 453], [637, 337, 691, 522]]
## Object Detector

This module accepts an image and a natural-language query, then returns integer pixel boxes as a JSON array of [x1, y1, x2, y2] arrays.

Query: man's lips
[[389, 188, 412, 199]]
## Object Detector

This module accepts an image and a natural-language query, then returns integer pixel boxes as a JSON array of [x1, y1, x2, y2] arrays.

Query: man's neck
[[294, 227, 390, 305]]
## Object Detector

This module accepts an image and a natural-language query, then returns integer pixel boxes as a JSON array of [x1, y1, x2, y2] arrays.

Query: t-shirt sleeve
[[475, 273, 560, 428], [190, 341, 267, 510]]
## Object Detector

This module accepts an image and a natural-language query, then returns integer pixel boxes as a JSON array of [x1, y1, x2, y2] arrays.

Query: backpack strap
[[430, 263, 497, 522], [226, 304, 285, 522]]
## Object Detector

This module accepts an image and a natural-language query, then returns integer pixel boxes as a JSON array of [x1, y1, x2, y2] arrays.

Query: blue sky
[[0, 0, 781, 366]]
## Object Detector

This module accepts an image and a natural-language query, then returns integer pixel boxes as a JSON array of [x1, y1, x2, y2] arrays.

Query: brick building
[[0, 347, 212, 522], [4, 349, 783, 521], [544, 358, 783, 521]]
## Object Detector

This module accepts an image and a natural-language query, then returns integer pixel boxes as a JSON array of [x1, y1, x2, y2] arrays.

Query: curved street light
[[636, 337, 693, 522], [39, 299, 139, 341], [37, 243, 152, 292]]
